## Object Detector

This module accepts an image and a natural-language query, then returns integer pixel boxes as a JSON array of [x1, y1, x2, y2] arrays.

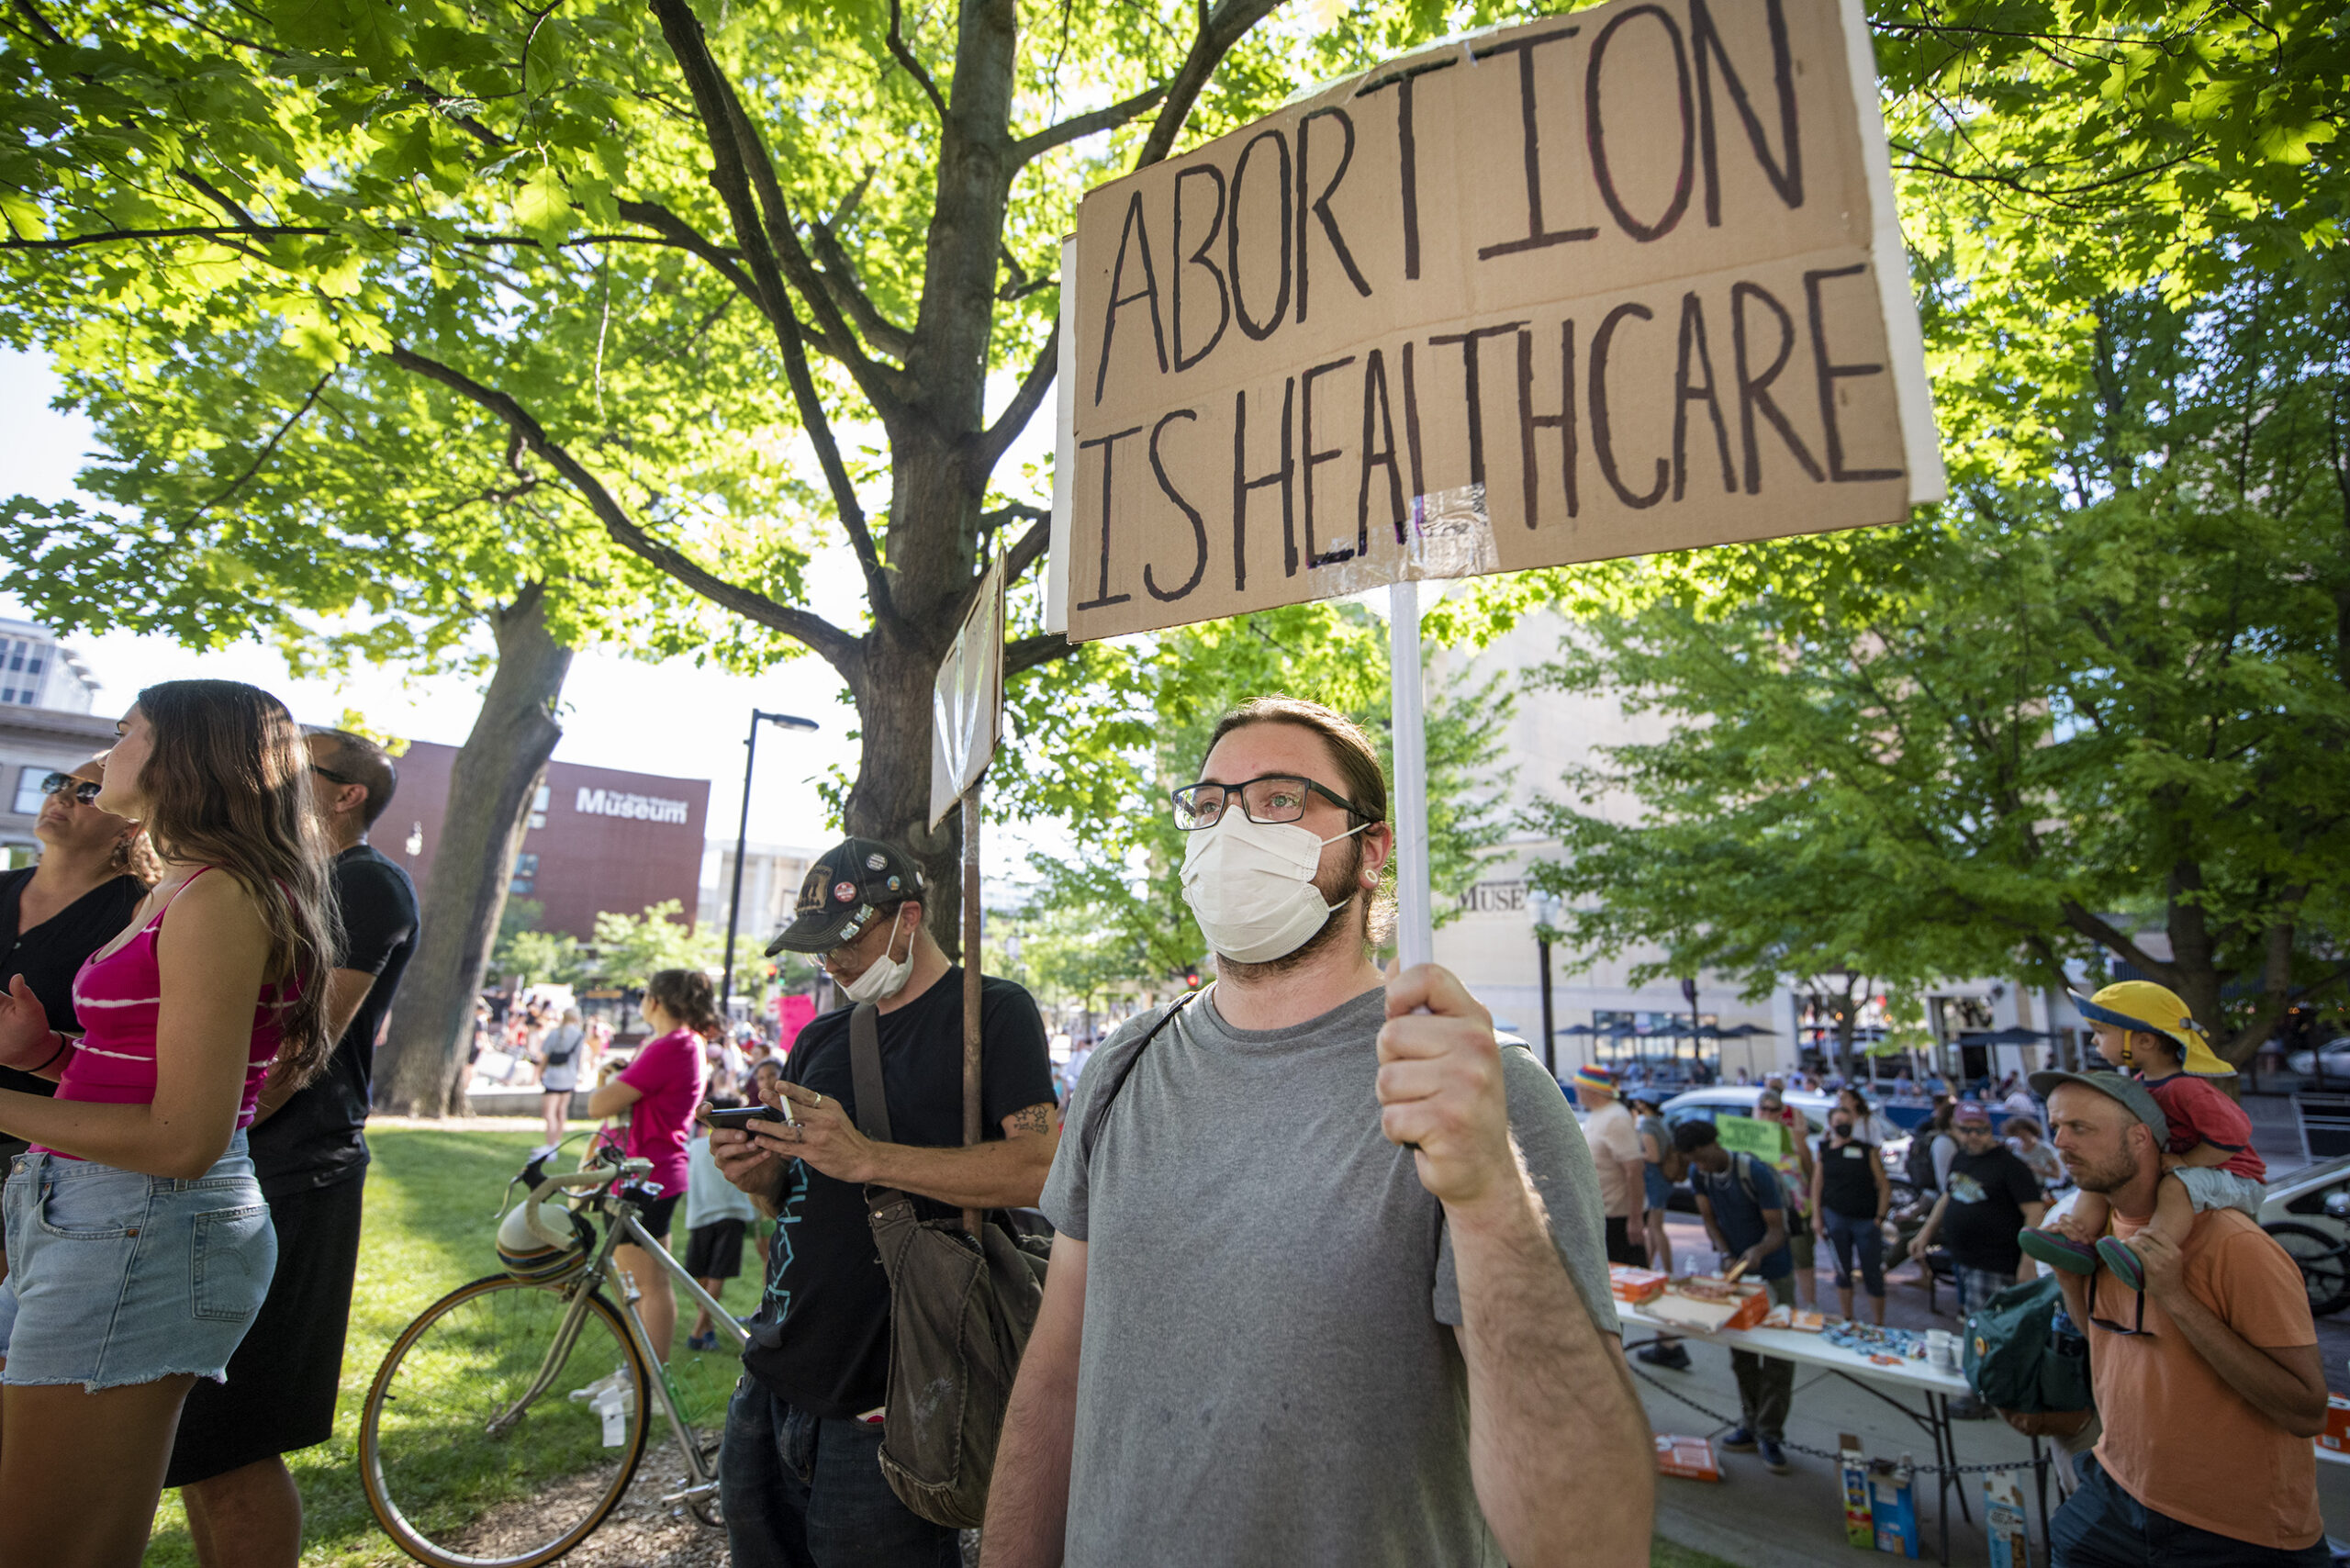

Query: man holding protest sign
[[982, 698, 1649, 1567], [1007, 0, 1945, 1556]]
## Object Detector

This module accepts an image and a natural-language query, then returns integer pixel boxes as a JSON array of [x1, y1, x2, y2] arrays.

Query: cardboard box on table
[[1608, 1264, 1667, 1305], [1647, 1276, 1771, 1333]]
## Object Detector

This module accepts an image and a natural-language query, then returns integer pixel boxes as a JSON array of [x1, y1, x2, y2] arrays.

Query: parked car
[[2287, 1047, 2350, 1081], [2261, 1153, 2350, 1316]]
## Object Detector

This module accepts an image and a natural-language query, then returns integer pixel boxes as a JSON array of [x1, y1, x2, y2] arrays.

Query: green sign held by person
[[1716, 1114, 1786, 1160]]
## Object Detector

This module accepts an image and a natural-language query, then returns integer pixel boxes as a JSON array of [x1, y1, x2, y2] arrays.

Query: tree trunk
[[375, 586, 575, 1114]]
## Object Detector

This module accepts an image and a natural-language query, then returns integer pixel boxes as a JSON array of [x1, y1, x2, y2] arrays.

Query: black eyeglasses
[[311, 763, 359, 786], [38, 772, 100, 806], [2087, 1271, 2150, 1337], [1169, 774, 1371, 831]]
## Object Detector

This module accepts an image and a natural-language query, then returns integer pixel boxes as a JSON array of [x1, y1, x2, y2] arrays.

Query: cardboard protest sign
[[1055, 0, 1940, 643], [1715, 1114, 1786, 1160], [929, 554, 1005, 827]]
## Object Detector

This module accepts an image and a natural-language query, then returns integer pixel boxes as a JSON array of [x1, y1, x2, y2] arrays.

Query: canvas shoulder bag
[[847, 1001, 1048, 1529]]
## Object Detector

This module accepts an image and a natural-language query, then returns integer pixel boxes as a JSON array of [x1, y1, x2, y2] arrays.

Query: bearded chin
[[1215, 834, 1367, 980]]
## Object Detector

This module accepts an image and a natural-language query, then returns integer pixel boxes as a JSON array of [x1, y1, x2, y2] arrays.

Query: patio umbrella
[[1555, 1022, 1598, 1037]]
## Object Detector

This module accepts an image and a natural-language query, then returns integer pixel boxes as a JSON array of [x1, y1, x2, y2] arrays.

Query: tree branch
[[647, 0, 896, 624], [1134, 0, 1286, 170], [887, 0, 947, 119], [9, 0, 64, 47], [2057, 899, 2175, 983], [807, 218, 915, 359], [971, 315, 1058, 479], [172, 166, 261, 228], [1, 223, 330, 252], [1002, 513, 1051, 587], [189, 370, 332, 521], [613, 197, 770, 329], [386, 343, 861, 673], [1004, 630, 1075, 676], [1012, 81, 1169, 166]]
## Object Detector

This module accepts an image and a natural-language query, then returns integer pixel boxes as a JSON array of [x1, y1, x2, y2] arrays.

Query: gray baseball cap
[[2028, 1069, 2170, 1146]]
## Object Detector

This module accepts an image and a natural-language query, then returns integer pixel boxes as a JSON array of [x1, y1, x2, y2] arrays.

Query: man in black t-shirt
[[167, 728, 420, 1567], [711, 837, 1056, 1568], [1907, 1100, 2047, 1318]]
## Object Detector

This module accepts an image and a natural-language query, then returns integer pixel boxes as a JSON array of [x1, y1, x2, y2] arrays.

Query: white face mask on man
[[836, 909, 916, 1002], [1180, 810, 1368, 965]]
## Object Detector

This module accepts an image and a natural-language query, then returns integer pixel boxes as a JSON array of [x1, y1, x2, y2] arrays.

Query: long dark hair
[[134, 681, 342, 1086], [646, 968, 722, 1040]]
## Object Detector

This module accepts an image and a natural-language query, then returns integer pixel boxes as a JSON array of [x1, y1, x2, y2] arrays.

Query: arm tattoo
[[1008, 1103, 1056, 1137]]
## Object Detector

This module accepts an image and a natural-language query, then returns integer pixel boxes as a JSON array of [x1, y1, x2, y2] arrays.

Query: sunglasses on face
[[312, 763, 360, 786], [2087, 1271, 2150, 1336], [39, 772, 101, 806]]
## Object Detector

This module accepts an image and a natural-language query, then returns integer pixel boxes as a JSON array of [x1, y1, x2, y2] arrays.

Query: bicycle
[[359, 1141, 755, 1568]]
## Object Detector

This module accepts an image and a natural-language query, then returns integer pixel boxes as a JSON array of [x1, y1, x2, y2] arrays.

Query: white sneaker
[[569, 1369, 630, 1405]]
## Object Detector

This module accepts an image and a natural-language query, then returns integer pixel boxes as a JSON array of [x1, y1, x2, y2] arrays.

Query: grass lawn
[[140, 1122, 1751, 1567], [145, 1122, 752, 1567]]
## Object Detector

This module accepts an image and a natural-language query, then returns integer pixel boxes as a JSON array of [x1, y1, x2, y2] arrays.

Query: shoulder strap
[[848, 1002, 893, 1143], [1732, 1151, 1764, 1207], [1078, 990, 1200, 1169]]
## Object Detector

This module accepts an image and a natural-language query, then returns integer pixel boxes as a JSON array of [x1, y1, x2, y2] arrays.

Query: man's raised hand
[[1377, 962, 1516, 1209]]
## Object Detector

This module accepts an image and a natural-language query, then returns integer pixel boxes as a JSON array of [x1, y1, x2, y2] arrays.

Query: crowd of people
[[0, 681, 2331, 1568], [1577, 975, 2333, 1565]]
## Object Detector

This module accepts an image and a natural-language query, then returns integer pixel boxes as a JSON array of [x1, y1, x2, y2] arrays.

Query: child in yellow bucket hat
[[2017, 980, 2266, 1292]]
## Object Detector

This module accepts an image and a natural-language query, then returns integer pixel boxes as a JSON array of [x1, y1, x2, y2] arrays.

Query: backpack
[[1905, 1128, 1942, 1193], [1962, 1275, 2092, 1414]]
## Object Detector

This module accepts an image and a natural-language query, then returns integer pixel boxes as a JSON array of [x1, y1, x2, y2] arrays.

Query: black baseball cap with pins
[[765, 838, 924, 956]]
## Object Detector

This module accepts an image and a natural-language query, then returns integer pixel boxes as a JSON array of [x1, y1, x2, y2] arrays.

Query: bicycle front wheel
[[360, 1273, 652, 1568]]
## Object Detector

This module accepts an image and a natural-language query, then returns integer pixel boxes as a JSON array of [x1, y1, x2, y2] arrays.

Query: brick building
[[383, 742, 711, 941]]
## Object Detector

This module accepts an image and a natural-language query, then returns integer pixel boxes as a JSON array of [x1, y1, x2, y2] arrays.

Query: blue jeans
[[1820, 1208, 1885, 1298], [721, 1375, 960, 1568], [2052, 1454, 2328, 1566]]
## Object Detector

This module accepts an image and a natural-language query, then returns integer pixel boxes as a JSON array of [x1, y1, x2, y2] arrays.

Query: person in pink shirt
[[0, 680, 339, 1568], [588, 967, 716, 1363]]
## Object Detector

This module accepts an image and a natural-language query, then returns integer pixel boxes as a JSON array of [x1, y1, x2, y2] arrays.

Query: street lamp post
[[1528, 890, 1562, 1076], [722, 708, 819, 1015]]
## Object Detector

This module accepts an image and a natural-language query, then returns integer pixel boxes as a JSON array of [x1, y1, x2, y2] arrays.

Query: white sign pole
[[1388, 579, 1432, 970]]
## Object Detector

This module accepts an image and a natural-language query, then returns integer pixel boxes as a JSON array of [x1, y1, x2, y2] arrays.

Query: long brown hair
[[645, 968, 722, 1040], [134, 681, 343, 1086]]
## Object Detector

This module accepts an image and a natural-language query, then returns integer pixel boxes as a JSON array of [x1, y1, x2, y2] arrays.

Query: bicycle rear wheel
[[361, 1274, 651, 1568]]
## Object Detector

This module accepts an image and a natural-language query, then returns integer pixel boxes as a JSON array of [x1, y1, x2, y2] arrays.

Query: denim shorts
[[0, 1132, 276, 1391], [1643, 1165, 1673, 1211]]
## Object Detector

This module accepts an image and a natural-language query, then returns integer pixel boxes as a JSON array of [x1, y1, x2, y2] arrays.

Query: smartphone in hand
[[707, 1104, 791, 1133]]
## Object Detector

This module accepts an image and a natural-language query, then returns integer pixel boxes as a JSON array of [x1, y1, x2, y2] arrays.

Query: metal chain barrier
[[1630, 1363, 2038, 1476]]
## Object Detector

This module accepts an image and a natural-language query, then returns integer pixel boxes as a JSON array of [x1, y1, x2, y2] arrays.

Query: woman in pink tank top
[[0, 680, 340, 1567]]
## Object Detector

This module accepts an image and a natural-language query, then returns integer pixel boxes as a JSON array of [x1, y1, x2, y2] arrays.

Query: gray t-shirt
[[1041, 985, 1618, 1568]]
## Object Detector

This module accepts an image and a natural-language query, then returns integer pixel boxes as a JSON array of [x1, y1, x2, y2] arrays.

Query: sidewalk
[[1642, 1219, 2350, 1563]]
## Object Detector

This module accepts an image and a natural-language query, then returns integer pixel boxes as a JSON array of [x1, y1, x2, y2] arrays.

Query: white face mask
[[837, 911, 915, 1003], [1181, 810, 1367, 965]]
